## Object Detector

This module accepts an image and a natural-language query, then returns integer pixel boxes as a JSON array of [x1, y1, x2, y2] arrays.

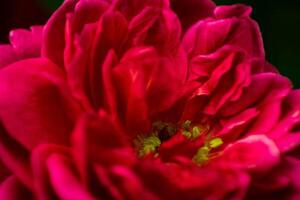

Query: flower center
[[134, 120, 223, 165]]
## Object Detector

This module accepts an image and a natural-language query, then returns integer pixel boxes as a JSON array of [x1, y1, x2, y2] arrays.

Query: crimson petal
[[0, 58, 80, 150]]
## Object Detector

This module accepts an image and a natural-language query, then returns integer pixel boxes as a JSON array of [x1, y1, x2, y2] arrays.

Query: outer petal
[[268, 90, 300, 152], [214, 4, 252, 18], [9, 26, 43, 58], [221, 135, 280, 174], [182, 46, 252, 119], [0, 45, 18, 69], [0, 26, 43, 68], [183, 4, 264, 58], [0, 58, 80, 150]]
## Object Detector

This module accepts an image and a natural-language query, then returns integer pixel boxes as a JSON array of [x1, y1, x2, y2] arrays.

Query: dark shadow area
[[0, 0, 63, 43]]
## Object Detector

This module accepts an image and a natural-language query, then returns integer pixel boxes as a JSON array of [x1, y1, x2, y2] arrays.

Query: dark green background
[[1, 0, 299, 87]]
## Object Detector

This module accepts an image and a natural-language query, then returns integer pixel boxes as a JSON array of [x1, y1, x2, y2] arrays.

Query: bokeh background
[[0, 0, 299, 87]]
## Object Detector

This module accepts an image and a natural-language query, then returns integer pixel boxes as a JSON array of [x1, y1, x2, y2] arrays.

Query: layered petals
[[0, 0, 299, 199], [183, 4, 264, 58]]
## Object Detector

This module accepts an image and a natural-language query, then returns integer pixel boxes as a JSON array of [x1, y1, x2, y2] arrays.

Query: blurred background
[[0, 0, 299, 87]]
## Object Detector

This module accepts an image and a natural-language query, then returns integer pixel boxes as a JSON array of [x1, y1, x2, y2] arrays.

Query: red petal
[[47, 153, 95, 200], [222, 135, 280, 174], [42, 0, 79, 67], [0, 124, 32, 189], [0, 58, 80, 150], [0, 45, 17, 69], [0, 176, 33, 200], [9, 26, 43, 58], [183, 5, 264, 58]]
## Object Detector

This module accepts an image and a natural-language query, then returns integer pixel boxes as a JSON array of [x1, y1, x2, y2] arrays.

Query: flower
[[0, 0, 299, 199]]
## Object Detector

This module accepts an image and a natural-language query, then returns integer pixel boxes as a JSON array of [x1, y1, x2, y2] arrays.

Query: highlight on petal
[[221, 135, 280, 173]]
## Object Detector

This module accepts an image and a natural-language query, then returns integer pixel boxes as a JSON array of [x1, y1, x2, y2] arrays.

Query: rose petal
[[183, 5, 264, 58], [0, 159, 10, 183], [0, 45, 18, 68], [222, 135, 280, 173], [268, 90, 300, 152], [137, 160, 250, 199], [9, 26, 43, 58], [43, 0, 79, 67], [218, 108, 259, 141], [72, 111, 130, 167], [0, 124, 32, 189], [0, 176, 33, 200], [47, 154, 95, 200], [127, 7, 182, 54], [214, 4, 252, 18], [113, 47, 186, 136], [90, 11, 128, 109], [109, 165, 160, 200], [32, 145, 72, 199], [220, 73, 291, 116], [0, 58, 80, 150], [71, 112, 135, 198]]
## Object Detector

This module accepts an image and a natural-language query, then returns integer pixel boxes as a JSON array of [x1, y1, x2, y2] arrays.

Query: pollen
[[135, 120, 223, 165], [181, 120, 209, 140], [135, 134, 161, 157], [193, 137, 223, 165]]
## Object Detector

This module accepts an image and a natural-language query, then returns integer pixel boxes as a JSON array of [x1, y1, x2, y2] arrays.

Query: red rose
[[0, 0, 300, 199]]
